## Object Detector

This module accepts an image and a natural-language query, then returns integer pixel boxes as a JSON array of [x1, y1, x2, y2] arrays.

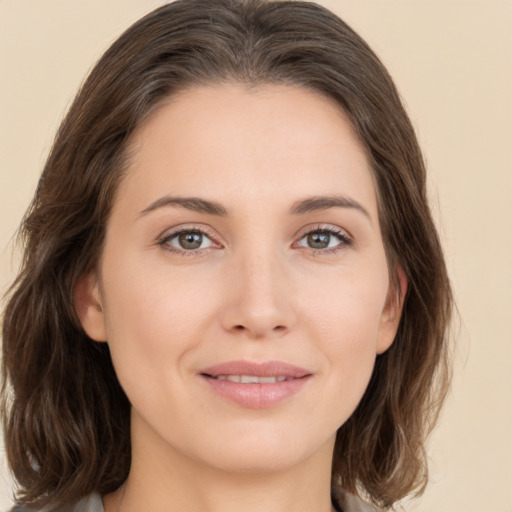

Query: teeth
[[259, 376, 279, 384], [214, 375, 289, 383], [240, 375, 259, 383]]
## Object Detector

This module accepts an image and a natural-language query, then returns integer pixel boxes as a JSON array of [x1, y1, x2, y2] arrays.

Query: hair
[[1, 0, 453, 509]]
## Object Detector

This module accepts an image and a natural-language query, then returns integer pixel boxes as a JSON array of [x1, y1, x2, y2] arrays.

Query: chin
[[191, 426, 336, 476], [205, 448, 310, 475]]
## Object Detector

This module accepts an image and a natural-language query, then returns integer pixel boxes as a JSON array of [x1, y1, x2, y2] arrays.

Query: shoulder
[[10, 490, 376, 512], [10, 493, 104, 512]]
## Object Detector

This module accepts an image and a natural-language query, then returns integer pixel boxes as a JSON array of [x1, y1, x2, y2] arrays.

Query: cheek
[[301, 268, 388, 399], [99, 263, 216, 396], [304, 265, 388, 348]]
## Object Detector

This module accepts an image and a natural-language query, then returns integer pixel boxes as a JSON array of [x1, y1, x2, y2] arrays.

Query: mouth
[[200, 360, 311, 379], [199, 360, 312, 408], [205, 375, 294, 383]]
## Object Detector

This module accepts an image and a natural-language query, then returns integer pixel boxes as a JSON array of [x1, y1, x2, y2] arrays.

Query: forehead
[[116, 83, 377, 219]]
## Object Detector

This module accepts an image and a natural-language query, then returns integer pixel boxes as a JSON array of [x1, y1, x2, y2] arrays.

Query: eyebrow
[[138, 194, 370, 221], [139, 196, 228, 217], [290, 195, 371, 222]]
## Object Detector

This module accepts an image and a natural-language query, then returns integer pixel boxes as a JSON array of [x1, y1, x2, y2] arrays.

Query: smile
[[199, 360, 312, 408], [209, 375, 291, 383]]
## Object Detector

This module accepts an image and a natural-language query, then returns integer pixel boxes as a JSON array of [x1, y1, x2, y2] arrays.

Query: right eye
[[159, 228, 217, 254]]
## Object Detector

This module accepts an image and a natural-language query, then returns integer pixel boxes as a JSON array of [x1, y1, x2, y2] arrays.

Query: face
[[76, 84, 404, 476]]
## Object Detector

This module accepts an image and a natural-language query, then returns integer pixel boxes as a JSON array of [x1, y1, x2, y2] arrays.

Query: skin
[[75, 84, 405, 512]]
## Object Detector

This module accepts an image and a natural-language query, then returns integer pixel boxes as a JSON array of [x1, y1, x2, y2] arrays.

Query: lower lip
[[201, 376, 311, 408]]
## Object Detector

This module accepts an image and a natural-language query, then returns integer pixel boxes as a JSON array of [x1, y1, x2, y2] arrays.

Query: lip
[[199, 360, 312, 409]]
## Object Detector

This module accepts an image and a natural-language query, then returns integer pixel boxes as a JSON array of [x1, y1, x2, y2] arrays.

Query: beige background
[[1, 1, 511, 510]]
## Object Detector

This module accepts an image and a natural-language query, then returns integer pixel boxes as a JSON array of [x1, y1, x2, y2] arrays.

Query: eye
[[296, 227, 352, 251], [159, 229, 216, 252]]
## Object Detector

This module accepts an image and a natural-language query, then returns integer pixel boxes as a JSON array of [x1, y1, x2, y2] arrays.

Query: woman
[[1, 1, 452, 511]]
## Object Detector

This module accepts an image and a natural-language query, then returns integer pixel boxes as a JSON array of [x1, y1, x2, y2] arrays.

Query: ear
[[376, 266, 407, 355], [73, 272, 107, 342]]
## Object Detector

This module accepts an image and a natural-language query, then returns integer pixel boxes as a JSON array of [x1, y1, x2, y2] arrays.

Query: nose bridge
[[221, 239, 295, 338]]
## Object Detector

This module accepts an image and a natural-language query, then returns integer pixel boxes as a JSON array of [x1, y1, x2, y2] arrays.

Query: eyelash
[[295, 225, 353, 255], [157, 225, 219, 257], [157, 224, 353, 256]]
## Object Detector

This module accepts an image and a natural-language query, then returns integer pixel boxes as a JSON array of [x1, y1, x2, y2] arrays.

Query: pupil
[[308, 232, 330, 249], [179, 232, 202, 249]]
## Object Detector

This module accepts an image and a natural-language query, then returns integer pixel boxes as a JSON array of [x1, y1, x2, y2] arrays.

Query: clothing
[[12, 489, 377, 512], [10, 494, 103, 512], [332, 487, 378, 512]]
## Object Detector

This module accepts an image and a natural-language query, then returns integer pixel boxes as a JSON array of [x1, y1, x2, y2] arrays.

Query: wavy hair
[[1, 0, 452, 509]]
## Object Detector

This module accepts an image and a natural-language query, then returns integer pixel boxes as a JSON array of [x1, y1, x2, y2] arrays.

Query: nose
[[220, 249, 297, 340]]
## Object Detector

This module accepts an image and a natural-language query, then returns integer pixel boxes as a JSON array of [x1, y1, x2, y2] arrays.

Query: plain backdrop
[[1, 1, 511, 511]]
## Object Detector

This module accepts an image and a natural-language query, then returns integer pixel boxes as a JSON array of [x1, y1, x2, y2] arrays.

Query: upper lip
[[200, 360, 311, 378]]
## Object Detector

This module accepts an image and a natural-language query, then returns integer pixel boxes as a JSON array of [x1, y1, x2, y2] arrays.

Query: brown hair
[[1, 0, 452, 509]]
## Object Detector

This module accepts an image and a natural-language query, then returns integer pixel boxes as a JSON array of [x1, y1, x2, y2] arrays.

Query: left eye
[[164, 230, 214, 251], [297, 230, 348, 250]]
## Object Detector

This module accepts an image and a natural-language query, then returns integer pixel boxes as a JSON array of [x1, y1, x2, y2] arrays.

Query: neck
[[103, 418, 337, 512]]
